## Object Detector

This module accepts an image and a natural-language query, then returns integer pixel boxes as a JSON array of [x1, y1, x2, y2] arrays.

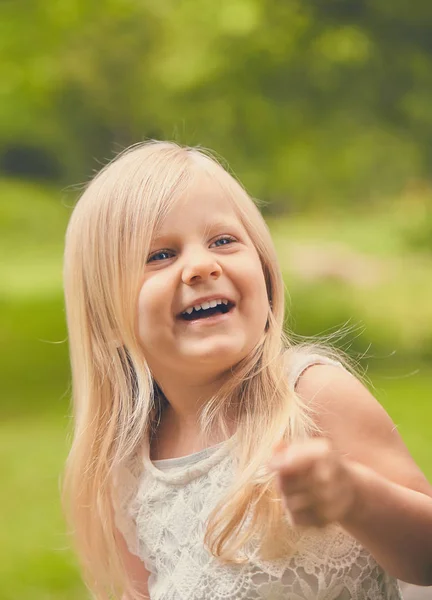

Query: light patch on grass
[[371, 371, 432, 482], [0, 413, 86, 599], [0, 179, 73, 299]]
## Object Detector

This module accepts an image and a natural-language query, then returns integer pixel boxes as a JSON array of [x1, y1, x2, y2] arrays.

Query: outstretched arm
[[269, 365, 432, 586], [341, 454, 432, 585]]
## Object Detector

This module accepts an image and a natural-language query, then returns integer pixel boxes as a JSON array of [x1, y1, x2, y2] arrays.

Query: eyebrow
[[202, 219, 242, 235], [153, 218, 243, 242]]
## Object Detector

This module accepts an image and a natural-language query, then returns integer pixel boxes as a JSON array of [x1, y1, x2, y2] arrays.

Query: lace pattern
[[112, 354, 403, 599], [115, 448, 402, 599]]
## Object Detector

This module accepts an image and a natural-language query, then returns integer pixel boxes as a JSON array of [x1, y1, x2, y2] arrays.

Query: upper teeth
[[183, 298, 229, 315]]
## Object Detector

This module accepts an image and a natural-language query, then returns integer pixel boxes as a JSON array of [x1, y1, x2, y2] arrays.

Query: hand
[[268, 438, 358, 527]]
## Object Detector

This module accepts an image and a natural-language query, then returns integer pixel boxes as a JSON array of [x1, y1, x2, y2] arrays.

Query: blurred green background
[[1, 1, 431, 598]]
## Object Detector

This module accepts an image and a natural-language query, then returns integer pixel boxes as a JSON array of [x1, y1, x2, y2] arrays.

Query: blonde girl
[[63, 141, 432, 599]]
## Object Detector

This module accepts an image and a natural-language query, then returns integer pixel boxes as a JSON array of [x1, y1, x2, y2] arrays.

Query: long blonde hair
[[62, 141, 356, 599]]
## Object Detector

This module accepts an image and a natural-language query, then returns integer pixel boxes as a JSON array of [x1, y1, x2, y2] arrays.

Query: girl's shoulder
[[286, 346, 371, 432], [285, 347, 344, 391], [290, 349, 432, 498]]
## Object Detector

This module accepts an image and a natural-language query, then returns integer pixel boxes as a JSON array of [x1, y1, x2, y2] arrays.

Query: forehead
[[154, 172, 244, 238]]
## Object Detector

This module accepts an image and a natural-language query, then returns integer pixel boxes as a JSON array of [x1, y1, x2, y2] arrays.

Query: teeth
[[183, 298, 229, 315]]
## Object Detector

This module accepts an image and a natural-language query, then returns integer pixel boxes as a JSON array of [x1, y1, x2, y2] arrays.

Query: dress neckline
[[140, 352, 343, 483], [151, 439, 228, 467], [142, 432, 238, 483]]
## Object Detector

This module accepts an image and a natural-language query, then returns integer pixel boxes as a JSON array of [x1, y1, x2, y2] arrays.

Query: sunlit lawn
[[1, 180, 431, 598], [1, 368, 430, 600], [0, 413, 86, 600]]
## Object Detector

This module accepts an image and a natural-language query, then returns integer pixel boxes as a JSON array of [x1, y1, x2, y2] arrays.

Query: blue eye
[[212, 236, 236, 247], [147, 249, 174, 263]]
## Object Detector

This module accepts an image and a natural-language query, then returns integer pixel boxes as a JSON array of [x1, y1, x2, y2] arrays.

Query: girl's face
[[137, 172, 269, 381]]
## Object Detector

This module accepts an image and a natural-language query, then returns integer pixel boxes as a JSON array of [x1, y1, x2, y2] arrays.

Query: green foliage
[[404, 216, 432, 253], [2, 1, 432, 588], [1, 1, 432, 205], [396, 191, 432, 254]]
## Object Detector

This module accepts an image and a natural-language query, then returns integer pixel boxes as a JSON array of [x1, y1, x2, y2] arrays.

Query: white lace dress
[[113, 355, 403, 600]]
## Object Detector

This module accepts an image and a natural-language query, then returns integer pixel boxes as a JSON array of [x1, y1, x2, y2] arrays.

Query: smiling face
[[136, 171, 270, 383]]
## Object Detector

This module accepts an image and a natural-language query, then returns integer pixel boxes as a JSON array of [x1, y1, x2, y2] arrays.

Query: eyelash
[[212, 235, 237, 247], [147, 236, 237, 263]]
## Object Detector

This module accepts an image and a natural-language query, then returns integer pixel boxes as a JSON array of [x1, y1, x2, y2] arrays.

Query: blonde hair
[[62, 141, 357, 599]]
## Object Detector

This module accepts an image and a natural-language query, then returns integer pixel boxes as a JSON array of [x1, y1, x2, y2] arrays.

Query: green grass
[[0, 414, 86, 600], [269, 209, 432, 359], [0, 179, 73, 299], [0, 368, 431, 600], [267, 202, 425, 257], [371, 371, 432, 479], [1, 179, 431, 598]]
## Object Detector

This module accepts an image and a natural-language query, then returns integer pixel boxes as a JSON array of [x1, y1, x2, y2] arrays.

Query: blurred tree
[[1, 0, 432, 208]]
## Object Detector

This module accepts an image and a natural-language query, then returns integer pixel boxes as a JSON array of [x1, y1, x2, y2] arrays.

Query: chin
[[182, 339, 248, 367]]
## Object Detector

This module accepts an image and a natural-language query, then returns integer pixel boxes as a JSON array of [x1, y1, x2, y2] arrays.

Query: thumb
[[271, 438, 289, 456]]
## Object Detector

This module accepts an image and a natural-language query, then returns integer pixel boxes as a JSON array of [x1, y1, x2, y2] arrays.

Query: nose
[[181, 247, 222, 285]]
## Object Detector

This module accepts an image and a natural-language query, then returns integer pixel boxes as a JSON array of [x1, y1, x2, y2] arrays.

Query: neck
[[161, 375, 227, 426], [153, 367, 233, 432]]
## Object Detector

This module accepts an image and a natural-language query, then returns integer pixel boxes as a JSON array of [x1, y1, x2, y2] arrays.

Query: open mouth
[[179, 300, 235, 321]]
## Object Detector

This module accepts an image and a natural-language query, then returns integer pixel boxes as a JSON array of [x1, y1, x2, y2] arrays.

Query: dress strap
[[288, 352, 343, 390]]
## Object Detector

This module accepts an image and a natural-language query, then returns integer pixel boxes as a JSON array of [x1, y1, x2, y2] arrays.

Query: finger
[[282, 492, 312, 513], [271, 438, 288, 454], [276, 469, 314, 495], [269, 446, 318, 476], [310, 460, 335, 494], [291, 507, 328, 528], [269, 438, 332, 476]]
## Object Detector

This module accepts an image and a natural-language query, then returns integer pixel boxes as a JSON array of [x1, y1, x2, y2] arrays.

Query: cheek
[[136, 288, 151, 342], [238, 259, 269, 319], [137, 278, 170, 338]]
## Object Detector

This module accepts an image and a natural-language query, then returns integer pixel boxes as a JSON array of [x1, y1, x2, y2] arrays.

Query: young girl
[[62, 141, 432, 600]]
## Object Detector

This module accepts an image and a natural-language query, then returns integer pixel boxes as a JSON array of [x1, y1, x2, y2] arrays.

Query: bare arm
[[296, 365, 432, 585], [341, 458, 432, 585], [116, 529, 150, 600]]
